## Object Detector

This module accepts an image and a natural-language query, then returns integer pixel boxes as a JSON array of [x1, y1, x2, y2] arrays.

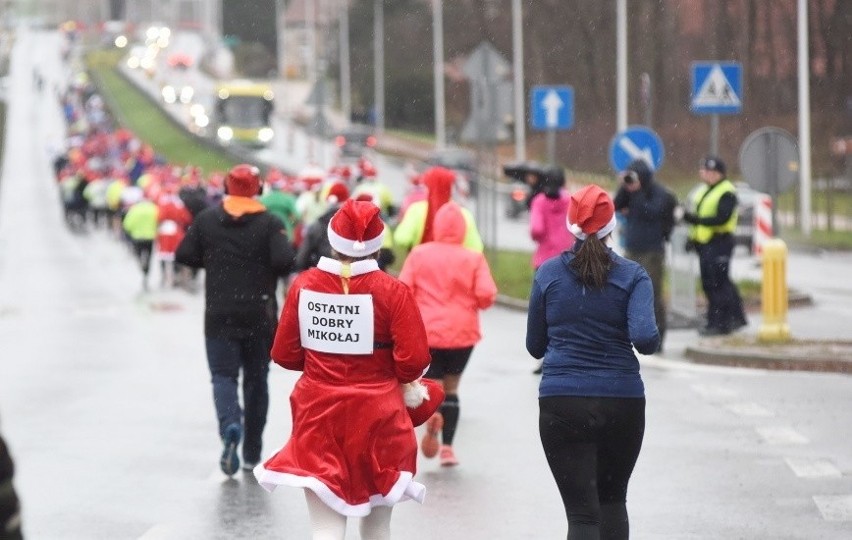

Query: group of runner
[[50, 70, 439, 292]]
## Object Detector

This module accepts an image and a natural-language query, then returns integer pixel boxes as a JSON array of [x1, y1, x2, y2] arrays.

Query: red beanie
[[567, 184, 616, 240], [326, 181, 350, 204], [327, 200, 386, 257], [225, 164, 261, 197]]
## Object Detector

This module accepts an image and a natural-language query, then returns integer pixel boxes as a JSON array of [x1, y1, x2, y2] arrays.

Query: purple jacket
[[529, 191, 575, 269]]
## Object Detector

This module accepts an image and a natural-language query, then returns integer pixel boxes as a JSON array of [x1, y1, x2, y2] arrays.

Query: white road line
[[725, 402, 775, 417], [813, 495, 852, 521], [784, 457, 842, 478], [756, 426, 810, 445], [690, 383, 738, 400]]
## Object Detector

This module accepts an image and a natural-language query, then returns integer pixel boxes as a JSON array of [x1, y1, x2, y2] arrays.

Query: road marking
[[784, 457, 842, 478], [725, 402, 775, 417], [756, 426, 809, 445], [690, 383, 738, 400], [813, 495, 852, 521], [138, 524, 175, 539]]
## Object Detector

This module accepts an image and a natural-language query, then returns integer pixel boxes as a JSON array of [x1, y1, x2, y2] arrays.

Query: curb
[[683, 342, 852, 374]]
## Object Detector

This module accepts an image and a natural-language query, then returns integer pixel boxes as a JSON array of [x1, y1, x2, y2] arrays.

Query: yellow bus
[[213, 80, 275, 147]]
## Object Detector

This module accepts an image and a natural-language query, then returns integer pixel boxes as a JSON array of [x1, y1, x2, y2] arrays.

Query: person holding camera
[[613, 159, 677, 352], [682, 156, 747, 336]]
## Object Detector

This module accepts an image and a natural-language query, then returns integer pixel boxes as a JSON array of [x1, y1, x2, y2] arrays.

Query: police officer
[[682, 156, 747, 336]]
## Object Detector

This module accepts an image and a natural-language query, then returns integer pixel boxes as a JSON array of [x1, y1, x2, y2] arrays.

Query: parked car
[[425, 146, 479, 197], [333, 125, 377, 159]]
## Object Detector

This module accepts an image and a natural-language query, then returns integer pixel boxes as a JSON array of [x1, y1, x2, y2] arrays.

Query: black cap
[[701, 156, 726, 176]]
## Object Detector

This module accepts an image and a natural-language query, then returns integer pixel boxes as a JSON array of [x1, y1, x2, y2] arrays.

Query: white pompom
[[402, 380, 430, 408], [352, 240, 366, 251], [568, 222, 587, 240]]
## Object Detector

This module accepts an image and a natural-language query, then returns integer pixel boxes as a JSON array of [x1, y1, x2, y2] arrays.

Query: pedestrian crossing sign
[[691, 62, 743, 115]]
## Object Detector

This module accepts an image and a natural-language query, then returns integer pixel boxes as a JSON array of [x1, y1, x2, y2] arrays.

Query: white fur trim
[[402, 381, 429, 408], [326, 222, 385, 257], [567, 221, 587, 240], [253, 468, 425, 517], [595, 213, 617, 239], [316, 257, 379, 276], [566, 213, 617, 240]]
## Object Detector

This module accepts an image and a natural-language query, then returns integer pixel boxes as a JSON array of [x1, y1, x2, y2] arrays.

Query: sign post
[[691, 62, 743, 155], [530, 85, 574, 164]]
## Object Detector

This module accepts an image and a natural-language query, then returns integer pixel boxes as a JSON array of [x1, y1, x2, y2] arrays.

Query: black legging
[[539, 396, 645, 540]]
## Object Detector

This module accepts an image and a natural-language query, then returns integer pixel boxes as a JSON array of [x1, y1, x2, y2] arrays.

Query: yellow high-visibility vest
[[687, 179, 738, 244]]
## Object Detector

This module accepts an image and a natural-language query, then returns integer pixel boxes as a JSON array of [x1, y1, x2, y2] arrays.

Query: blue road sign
[[609, 126, 665, 173], [530, 85, 574, 131], [691, 62, 743, 115]]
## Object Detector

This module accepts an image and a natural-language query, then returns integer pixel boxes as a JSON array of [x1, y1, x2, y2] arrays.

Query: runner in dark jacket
[[175, 164, 295, 476]]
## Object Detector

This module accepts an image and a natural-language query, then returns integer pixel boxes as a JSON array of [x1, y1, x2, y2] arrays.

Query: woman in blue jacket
[[526, 184, 659, 540]]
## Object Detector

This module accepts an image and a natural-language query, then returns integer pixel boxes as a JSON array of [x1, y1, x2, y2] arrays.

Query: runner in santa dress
[[155, 185, 193, 288], [255, 200, 433, 539]]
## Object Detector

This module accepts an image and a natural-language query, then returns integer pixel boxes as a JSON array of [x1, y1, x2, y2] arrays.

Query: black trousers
[[539, 396, 645, 540], [696, 234, 746, 331]]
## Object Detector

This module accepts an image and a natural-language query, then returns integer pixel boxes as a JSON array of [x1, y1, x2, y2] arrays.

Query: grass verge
[[85, 49, 237, 173]]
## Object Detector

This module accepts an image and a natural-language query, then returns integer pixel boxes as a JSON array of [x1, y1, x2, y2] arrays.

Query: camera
[[620, 170, 638, 184]]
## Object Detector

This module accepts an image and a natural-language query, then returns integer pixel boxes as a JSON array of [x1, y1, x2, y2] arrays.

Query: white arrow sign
[[618, 136, 655, 170], [541, 90, 564, 128]]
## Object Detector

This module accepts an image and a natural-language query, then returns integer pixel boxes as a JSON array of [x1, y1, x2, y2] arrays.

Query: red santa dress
[[255, 256, 432, 517], [155, 194, 192, 261]]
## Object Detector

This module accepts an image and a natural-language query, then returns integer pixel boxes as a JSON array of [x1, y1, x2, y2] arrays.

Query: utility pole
[[616, 0, 627, 132], [373, 0, 384, 133], [339, 0, 351, 125], [511, 0, 525, 161], [432, 0, 445, 149], [797, 0, 812, 236]]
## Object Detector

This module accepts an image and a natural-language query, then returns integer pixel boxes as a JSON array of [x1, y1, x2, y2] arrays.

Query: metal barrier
[[757, 238, 791, 342], [667, 224, 701, 328]]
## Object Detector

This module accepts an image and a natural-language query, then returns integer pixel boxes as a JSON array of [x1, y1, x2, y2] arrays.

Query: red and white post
[[752, 194, 773, 257]]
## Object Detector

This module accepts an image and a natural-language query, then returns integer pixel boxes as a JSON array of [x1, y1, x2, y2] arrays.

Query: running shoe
[[220, 423, 242, 476], [439, 445, 459, 467], [420, 412, 443, 458], [241, 460, 259, 472]]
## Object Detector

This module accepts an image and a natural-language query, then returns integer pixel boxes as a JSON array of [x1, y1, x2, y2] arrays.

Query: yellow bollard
[[757, 238, 791, 342]]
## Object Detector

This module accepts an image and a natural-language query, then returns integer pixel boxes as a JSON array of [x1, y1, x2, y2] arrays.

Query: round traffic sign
[[738, 127, 799, 194], [608, 125, 665, 173]]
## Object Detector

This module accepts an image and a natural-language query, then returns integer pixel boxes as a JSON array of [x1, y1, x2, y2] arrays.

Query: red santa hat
[[325, 181, 350, 204], [327, 199, 386, 257], [225, 164, 261, 197], [567, 184, 616, 240]]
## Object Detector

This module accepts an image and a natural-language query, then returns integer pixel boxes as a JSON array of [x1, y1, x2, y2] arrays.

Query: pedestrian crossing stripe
[[693, 65, 741, 107]]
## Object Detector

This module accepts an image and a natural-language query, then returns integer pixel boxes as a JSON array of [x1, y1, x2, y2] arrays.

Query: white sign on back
[[298, 289, 374, 355]]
